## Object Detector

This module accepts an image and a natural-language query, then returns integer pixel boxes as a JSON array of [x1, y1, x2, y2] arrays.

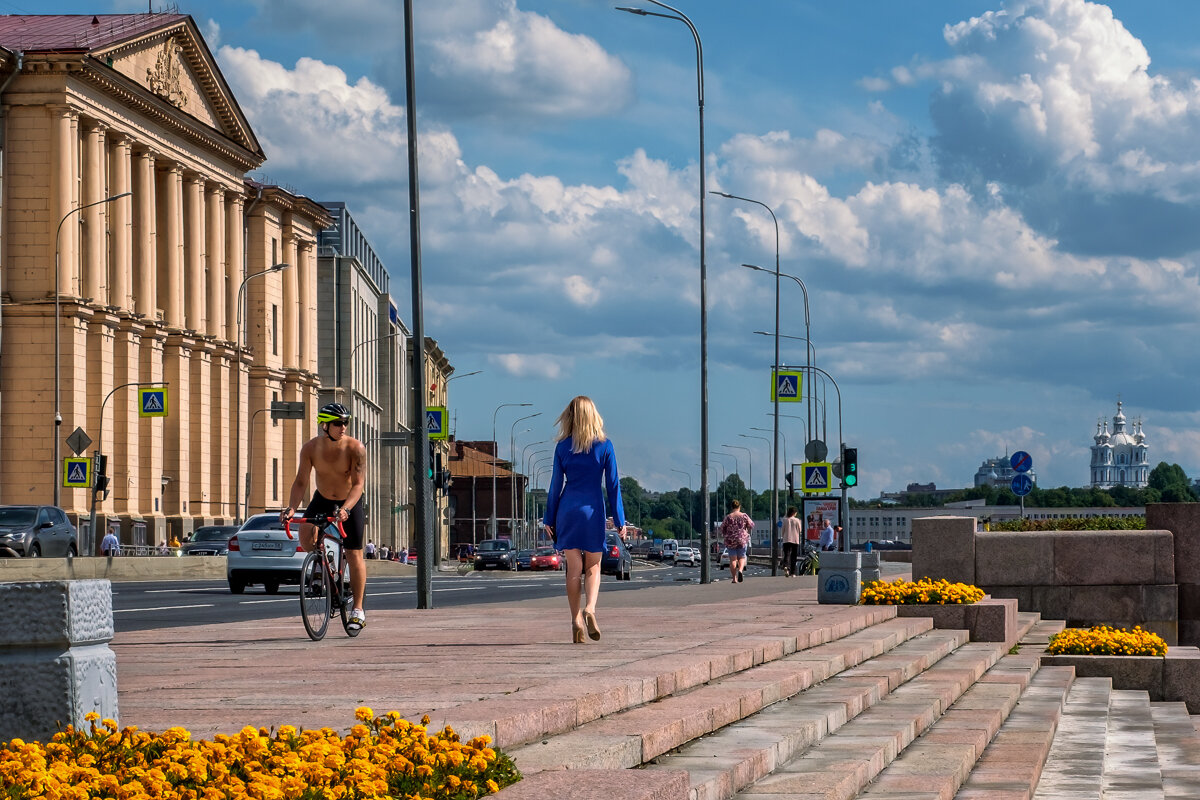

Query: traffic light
[[843, 448, 858, 488], [426, 442, 435, 481], [94, 455, 109, 499], [784, 470, 794, 492]]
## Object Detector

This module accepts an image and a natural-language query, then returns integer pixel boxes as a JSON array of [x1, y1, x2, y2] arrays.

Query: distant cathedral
[[1089, 400, 1148, 489]]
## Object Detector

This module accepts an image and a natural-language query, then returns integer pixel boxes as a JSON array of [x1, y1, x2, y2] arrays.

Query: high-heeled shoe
[[583, 610, 601, 641], [572, 621, 586, 643]]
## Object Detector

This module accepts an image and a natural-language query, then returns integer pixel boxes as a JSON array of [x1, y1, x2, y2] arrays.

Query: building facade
[[1090, 400, 1149, 489], [0, 14, 327, 547], [973, 457, 1038, 490]]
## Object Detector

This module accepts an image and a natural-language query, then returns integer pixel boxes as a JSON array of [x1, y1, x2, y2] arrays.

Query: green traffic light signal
[[843, 448, 858, 487]]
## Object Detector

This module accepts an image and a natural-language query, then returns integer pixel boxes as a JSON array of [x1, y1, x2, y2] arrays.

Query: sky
[[31, 0, 1200, 501]]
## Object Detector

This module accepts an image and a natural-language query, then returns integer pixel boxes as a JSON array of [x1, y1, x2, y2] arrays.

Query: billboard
[[803, 499, 840, 543]]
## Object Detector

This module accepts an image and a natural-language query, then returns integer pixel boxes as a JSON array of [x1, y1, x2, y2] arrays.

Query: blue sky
[[35, 0, 1200, 501]]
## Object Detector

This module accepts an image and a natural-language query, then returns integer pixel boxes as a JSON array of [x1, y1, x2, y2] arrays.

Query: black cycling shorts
[[304, 490, 365, 551]]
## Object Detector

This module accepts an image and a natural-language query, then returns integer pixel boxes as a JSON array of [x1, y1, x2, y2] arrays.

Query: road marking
[[113, 603, 215, 613]]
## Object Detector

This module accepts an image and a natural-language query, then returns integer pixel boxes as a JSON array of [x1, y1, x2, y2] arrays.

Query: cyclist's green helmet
[[317, 402, 351, 425]]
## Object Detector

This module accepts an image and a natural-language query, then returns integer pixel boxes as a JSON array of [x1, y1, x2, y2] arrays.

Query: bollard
[[818, 551, 862, 604], [860, 551, 881, 585], [0, 580, 117, 741]]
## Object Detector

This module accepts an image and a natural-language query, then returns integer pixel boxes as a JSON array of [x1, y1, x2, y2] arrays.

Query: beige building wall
[[0, 17, 328, 548]]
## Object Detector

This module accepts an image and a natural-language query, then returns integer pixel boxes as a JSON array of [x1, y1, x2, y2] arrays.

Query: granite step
[[1102, 690, 1164, 799], [1150, 702, 1200, 799], [858, 651, 1042, 800], [727, 640, 1007, 800], [1030, 677, 1112, 799], [508, 616, 937, 777], [637, 628, 971, 800], [954, 665, 1075, 800]]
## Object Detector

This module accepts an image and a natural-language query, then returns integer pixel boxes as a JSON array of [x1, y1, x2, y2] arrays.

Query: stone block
[[1030, 585, 1071, 619], [818, 567, 862, 605], [912, 516, 975, 585], [822, 552, 862, 570], [1143, 584, 1179, 621], [1181, 620, 1200, 648], [1053, 531, 1165, 586], [893, 598, 1017, 644], [860, 552, 881, 570], [1179, 584, 1200, 619], [1067, 585, 1142, 624], [976, 532, 1054, 585], [1149, 504, 1200, 585], [1042, 654, 1164, 698], [983, 585, 1031, 611], [0, 580, 117, 742], [862, 568, 881, 584], [1153, 530, 1177, 584], [1163, 647, 1200, 713]]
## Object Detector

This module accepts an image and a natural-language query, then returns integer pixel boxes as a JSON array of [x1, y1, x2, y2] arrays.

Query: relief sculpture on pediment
[[146, 36, 188, 110]]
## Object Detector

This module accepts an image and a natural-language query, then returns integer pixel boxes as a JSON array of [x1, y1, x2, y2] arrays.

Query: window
[[271, 304, 278, 355], [272, 458, 279, 500], [37, 508, 51, 527], [272, 237, 278, 266], [272, 391, 278, 427]]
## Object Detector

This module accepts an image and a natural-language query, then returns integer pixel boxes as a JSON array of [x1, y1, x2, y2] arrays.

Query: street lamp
[[520, 441, 549, 542], [53, 191, 132, 507], [714, 191, 781, 573], [745, 263, 813, 442], [234, 261, 290, 520], [491, 403, 531, 536], [618, 0, 711, 583], [722, 443, 753, 519], [509, 413, 541, 536], [447, 370, 481, 383]]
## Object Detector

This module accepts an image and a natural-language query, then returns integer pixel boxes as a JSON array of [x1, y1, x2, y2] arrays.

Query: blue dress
[[542, 437, 626, 553]]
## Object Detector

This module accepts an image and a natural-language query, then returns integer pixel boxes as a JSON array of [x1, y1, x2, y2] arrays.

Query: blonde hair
[[555, 396, 607, 453]]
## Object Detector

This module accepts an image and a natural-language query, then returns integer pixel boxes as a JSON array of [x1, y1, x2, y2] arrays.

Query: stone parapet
[[893, 597, 1019, 646], [912, 516, 975, 585], [1041, 646, 1200, 712], [0, 580, 117, 741]]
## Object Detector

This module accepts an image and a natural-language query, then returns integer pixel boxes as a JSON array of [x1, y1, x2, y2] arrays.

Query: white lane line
[[114, 603, 215, 613], [144, 587, 225, 593]]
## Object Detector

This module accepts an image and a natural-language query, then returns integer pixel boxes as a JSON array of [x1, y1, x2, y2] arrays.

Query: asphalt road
[[111, 559, 775, 632]]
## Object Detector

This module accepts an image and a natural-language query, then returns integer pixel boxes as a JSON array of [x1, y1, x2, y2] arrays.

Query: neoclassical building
[[1090, 400, 1149, 489], [0, 14, 328, 547]]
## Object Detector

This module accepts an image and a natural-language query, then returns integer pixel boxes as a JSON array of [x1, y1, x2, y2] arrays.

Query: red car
[[530, 546, 564, 571]]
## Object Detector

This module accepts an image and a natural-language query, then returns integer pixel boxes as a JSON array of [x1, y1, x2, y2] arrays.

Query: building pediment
[[94, 17, 261, 159]]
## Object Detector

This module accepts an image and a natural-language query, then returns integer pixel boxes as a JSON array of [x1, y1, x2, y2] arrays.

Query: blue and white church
[[1089, 401, 1149, 489]]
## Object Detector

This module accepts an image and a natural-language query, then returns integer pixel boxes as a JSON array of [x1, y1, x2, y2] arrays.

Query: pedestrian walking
[[720, 499, 754, 583], [781, 506, 801, 576], [542, 396, 626, 644]]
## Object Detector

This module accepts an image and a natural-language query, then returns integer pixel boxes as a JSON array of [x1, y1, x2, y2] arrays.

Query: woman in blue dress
[[542, 396, 626, 643]]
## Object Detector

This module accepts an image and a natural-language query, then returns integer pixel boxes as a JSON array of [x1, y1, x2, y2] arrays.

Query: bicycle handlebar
[[283, 510, 347, 541]]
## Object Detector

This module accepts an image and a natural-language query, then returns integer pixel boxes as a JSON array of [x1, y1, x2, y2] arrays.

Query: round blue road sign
[[1011, 473, 1033, 497], [1010, 451, 1033, 473]]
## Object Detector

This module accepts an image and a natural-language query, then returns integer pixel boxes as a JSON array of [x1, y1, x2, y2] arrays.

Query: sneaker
[[347, 609, 366, 632], [737, 571, 745, 583]]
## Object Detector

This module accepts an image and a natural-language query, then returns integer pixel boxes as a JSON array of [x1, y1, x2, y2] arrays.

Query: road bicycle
[[286, 512, 356, 641], [795, 540, 820, 576]]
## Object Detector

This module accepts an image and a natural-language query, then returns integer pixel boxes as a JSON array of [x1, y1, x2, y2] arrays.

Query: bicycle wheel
[[300, 551, 331, 641]]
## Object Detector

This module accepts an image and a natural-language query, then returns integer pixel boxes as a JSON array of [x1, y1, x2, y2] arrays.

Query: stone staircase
[[493, 610, 1200, 800]]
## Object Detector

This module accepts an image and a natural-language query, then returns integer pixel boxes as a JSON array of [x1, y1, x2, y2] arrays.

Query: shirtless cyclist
[[281, 403, 368, 632]]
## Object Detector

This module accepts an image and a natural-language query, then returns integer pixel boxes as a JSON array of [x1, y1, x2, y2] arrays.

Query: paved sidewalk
[[114, 569, 909, 739]]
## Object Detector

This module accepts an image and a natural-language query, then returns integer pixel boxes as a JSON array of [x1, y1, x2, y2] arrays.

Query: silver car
[[226, 513, 307, 594], [0, 505, 77, 558]]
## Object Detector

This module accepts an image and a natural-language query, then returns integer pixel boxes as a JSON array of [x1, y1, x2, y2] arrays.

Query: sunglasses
[[328, 420, 348, 428]]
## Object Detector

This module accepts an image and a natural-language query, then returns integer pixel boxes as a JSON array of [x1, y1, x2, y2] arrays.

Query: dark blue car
[[600, 532, 632, 581]]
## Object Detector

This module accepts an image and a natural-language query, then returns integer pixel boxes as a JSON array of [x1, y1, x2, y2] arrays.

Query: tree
[[1148, 462, 1197, 502]]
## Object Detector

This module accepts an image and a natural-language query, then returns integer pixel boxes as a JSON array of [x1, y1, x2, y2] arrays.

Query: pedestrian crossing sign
[[63, 457, 91, 488], [802, 462, 833, 493], [138, 387, 168, 417], [426, 406, 447, 440], [771, 370, 802, 403]]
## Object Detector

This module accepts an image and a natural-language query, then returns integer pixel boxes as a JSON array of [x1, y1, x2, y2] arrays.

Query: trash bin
[[818, 551, 862, 604], [860, 551, 881, 586]]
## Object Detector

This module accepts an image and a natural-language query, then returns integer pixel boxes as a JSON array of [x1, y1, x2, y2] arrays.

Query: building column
[[188, 343, 213, 523], [113, 319, 142, 528], [139, 329, 167, 542], [161, 163, 184, 327], [163, 335, 192, 540], [82, 121, 108, 305], [184, 174, 205, 333], [282, 228, 298, 368], [109, 136, 134, 313], [224, 194, 244, 343], [297, 241, 313, 373], [50, 105, 80, 298], [205, 185, 226, 338], [133, 148, 157, 318]]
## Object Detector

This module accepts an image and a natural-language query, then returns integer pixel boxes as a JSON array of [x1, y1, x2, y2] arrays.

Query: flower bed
[[0, 708, 520, 799], [1046, 625, 1168, 657], [860, 577, 985, 605]]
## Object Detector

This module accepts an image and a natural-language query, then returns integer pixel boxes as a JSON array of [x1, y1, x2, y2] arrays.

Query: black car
[[181, 525, 239, 556], [600, 532, 632, 581], [473, 538, 517, 571], [0, 505, 77, 557]]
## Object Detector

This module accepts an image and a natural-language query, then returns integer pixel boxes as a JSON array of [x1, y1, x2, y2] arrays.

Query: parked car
[[515, 549, 534, 571], [226, 512, 307, 594], [647, 543, 665, 561], [181, 525, 238, 556], [0, 505, 77, 558], [673, 546, 699, 567], [474, 538, 517, 571], [600, 532, 632, 580], [718, 547, 731, 568], [530, 546, 563, 571], [660, 538, 679, 560]]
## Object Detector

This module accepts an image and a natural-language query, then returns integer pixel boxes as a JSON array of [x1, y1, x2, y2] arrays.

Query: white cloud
[[203, 19, 220, 49], [490, 353, 570, 379]]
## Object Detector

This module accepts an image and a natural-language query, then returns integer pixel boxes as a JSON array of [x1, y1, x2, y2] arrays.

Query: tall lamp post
[[492, 403, 531, 536], [746, 265, 812, 442], [509, 413, 541, 537], [235, 261, 290, 520], [714, 191, 781, 573], [520, 441, 549, 544], [53, 191, 132, 507], [722, 443, 753, 519], [670, 467, 694, 535], [88, 381, 167, 548], [618, 0, 710, 583]]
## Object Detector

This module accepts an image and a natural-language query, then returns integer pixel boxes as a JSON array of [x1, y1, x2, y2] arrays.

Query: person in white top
[[100, 531, 120, 557], [781, 507, 802, 576]]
